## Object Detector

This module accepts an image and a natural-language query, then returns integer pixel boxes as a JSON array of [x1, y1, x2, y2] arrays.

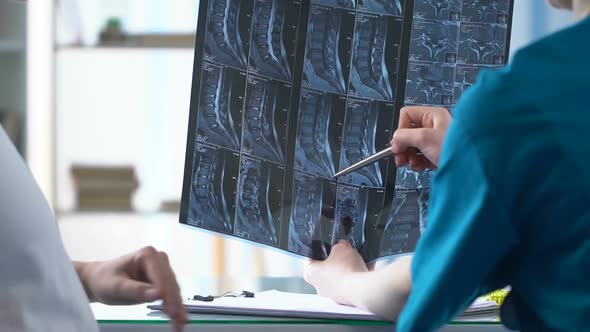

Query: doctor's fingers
[[398, 106, 451, 129], [391, 128, 439, 156], [137, 247, 187, 330]]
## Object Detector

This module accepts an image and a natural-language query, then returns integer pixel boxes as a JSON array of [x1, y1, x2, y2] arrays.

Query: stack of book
[[71, 165, 139, 211]]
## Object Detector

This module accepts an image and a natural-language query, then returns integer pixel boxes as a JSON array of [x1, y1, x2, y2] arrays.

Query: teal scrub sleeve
[[396, 122, 519, 332]]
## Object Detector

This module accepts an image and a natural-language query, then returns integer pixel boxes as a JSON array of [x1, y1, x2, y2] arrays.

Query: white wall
[[510, 0, 574, 54]]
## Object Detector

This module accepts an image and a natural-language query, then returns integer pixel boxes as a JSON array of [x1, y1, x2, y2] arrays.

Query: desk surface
[[94, 304, 509, 332], [93, 277, 509, 332]]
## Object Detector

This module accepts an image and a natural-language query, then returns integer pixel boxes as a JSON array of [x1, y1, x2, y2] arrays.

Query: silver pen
[[333, 147, 394, 178]]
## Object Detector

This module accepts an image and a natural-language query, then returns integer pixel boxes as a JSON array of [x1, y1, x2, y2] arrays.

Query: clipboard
[[147, 290, 383, 321]]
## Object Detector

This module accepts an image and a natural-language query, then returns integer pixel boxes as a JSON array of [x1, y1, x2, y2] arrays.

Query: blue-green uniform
[[397, 16, 590, 332]]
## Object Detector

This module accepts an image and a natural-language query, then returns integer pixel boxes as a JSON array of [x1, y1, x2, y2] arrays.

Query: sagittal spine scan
[[414, 0, 461, 21], [462, 0, 510, 24], [405, 62, 454, 106], [250, 0, 295, 81], [339, 99, 384, 187], [189, 144, 238, 233], [205, 0, 251, 69], [332, 185, 368, 251], [350, 14, 394, 101], [197, 62, 243, 150], [378, 188, 427, 256], [359, 0, 403, 16], [288, 173, 327, 258], [295, 90, 344, 178], [235, 156, 281, 246], [243, 76, 288, 164], [304, 5, 351, 94], [410, 20, 459, 63], [458, 23, 506, 65]]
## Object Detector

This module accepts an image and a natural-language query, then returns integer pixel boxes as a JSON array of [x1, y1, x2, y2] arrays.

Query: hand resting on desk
[[75, 246, 187, 332]]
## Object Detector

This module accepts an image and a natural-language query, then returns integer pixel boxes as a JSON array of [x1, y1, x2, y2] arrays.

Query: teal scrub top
[[397, 16, 590, 332]]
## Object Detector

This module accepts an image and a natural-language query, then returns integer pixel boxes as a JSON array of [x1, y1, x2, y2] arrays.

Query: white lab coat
[[0, 127, 98, 331]]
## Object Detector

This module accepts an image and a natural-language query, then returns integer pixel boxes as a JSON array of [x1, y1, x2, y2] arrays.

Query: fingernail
[[144, 288, 160, 301]]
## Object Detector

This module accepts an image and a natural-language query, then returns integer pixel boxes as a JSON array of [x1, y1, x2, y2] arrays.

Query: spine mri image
[[462, 0, 510, 24], [303, 5, 354, 95], [378, 187, 429, 256], [188, 143, 240, 234], [332, 184, 368, 252], [410, 19, 459, 63], [243, 75, 290, 164], [405, 61, 455, 106], [288, 171, 336, 259], [204, 0, 253, 69], [350, 13, 401, 101], [413, 0, 461, 21], [235, 155, 284, 246], [197, 62, 245, 151], [295, 89, 345, 179], [358, 0, 403, 17], [249, 0, 299, 82], [454, 65, 485, 104], [338, 98, 393, 188], [458, 22, 507, 65], [312, 0, 356, 10]]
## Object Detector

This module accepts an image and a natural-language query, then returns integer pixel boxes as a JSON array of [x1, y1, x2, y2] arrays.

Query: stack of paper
[[458, 296, 500, 322], [149, 290, 500, 322]]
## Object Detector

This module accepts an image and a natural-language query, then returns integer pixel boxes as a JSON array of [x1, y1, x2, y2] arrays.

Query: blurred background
[[0, 0, 574, 292]]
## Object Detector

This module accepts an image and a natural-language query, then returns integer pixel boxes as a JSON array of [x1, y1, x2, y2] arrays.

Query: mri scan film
[[358, 0, 404, 17], [453, 65, 487, 103], [182, 0, 514, 262], [405, 61, 455, 106], [414, 0, 461, 21], [303, 5, 354, 95], [377, 188, 429, 256], [204, 0, 253, 69], [410, 19, 459, 63], [462, 0, 510, 24], [338, 98, 394, 188], [295, 89, 345, 179], [234, 155, 284, 246], [458, 23, 507, 65], [288, 171, 337, 259], [350, 13, 402, 101], [312, 0, 356, 10], [332, 185, 386, 259], [188, 142, 240, 234], [197, 62, 245, 151], [249, 0, 299, 82], [242, 75, 290, 164]]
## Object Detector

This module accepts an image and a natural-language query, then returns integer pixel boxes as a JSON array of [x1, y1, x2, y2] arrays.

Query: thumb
[[391, 128, 436, 154]]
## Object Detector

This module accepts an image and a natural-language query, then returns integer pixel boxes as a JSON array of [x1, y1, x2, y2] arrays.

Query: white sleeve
[[0, 127, 98, 332]]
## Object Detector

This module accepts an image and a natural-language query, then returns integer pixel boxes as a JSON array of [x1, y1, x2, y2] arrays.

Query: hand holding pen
[[334, 107, 452, 178], [390, 106, 451, 171]]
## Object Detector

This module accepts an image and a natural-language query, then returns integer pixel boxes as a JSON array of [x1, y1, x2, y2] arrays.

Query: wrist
[[74, 261, 99, 302]]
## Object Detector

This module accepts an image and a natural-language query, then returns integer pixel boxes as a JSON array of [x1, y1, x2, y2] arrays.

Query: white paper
[[185, 290, 376, 317]]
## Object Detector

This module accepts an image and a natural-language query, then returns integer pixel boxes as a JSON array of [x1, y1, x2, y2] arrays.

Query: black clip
[[192, 295, 215, 302], [192, 290, 255, 302]]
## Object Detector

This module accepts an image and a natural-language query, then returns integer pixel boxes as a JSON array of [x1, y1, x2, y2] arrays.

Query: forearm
[[338, 257, 413, 320], [73, 260, 98, 302]]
